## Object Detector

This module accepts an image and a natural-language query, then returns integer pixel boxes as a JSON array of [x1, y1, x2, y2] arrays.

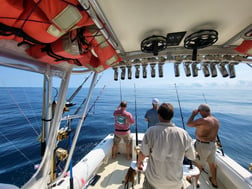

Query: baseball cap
[[152, 98, 159, 104]]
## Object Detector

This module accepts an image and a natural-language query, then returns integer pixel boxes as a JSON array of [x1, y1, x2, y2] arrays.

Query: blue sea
[[0, 87, 251, 187]]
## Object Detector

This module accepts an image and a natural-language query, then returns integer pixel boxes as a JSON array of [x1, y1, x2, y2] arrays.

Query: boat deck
[[88, 153, 227, 189]]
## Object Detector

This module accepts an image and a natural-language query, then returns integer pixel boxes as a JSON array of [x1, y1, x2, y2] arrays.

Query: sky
[[1, 62, 252, 89]]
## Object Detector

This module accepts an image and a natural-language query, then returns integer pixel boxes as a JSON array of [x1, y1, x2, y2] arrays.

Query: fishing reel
[[55, 147, 68, 161], [57, 127, 72, 141], [184, 29, 218, 61]]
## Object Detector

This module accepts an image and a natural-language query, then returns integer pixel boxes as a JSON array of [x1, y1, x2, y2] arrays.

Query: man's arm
[[127, 112, 135, 125], [137, 151, 146, 170], [187, 109, 200, 127]]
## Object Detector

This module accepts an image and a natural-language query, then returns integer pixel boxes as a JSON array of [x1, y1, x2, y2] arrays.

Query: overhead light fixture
[[142, 64, 147, 78], [127, 66, 132, 79], [218, 62, 229, 77], [191, 62, 199, 77], [228, 62, 238, 78], [210, 62, 218, 77], [201, 62, 210, 77], [120, 66, 126, 80], [183, 62, 191, 77], [174, 62, 180, 77], [113, 67, 118, 81], [150, 63, 156, 78], [135, 65, 140, 78], [141, 35, 167, 56], [158, 63, 164, 77], [184, 30, 218, 61]]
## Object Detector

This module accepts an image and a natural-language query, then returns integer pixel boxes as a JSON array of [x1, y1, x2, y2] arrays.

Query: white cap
[[152, 98, 159, 104]]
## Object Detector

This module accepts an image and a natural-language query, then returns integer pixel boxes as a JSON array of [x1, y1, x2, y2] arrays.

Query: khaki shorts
[[113, 134, 132, 144], [194, 141, 216, 164], [143, 177, 183, 189]]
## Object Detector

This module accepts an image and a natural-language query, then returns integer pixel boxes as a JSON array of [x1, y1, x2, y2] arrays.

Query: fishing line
[[202, 93, 224, 156], [4, 87, 40, 136], [174, 83, 185, 130], [22, 87, 41, 132], [0, 131, 35, 166], [86, 85, 106, 117]]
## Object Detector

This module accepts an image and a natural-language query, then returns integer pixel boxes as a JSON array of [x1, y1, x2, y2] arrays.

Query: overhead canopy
[[0, 0, 251, 76]]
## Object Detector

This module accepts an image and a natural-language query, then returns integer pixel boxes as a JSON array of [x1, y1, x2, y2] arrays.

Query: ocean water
[[0, 87, 251, 187]]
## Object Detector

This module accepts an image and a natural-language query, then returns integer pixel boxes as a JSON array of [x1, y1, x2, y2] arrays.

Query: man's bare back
[[195, 115, 219, 142]]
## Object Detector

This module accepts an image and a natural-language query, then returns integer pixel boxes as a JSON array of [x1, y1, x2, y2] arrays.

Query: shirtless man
[[186, 104, 219, 188]]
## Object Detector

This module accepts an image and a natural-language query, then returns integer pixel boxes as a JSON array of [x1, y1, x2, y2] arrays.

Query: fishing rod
[[202, 93, 208, 104], [66, 73, 92, 104], [119, 79, 122, 102], [54, 74, 105, 189], [174, 83, 185, 130], [134, 83, 141, 184], [202, 93, 224, 156], [134, 84, 139, 147], [70, 74, 103, 116], [85, 85, 106, 120], [133, 84, 141, 184], [175, 84, 195, 168]]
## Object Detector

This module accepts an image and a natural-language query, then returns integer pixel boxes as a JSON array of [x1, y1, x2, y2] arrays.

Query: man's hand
[[192, 109, 199, 116], [137, 160, 143, 170]]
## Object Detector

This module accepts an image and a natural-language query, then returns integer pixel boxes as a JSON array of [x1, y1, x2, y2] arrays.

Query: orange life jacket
[[26, 26, 121, 72], [32, 0, 94, 31], [235, 40, 252, 56], [0, 0, 24, 41], [83, 26, 122, 72], [26, 31, 85, 65], [0, 0, 94, 45]]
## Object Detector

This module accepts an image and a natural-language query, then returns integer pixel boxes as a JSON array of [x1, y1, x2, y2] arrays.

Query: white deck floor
[[88, 153, 226, 189]]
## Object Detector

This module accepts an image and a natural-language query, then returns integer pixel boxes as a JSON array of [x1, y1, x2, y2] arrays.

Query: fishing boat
[[0, 0, 252, 189]]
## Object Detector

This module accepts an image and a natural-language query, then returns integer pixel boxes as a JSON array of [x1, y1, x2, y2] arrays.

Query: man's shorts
[[113, 134, 132, 144], [194, 140, 216, 164], [143, 177, 183, 189]]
